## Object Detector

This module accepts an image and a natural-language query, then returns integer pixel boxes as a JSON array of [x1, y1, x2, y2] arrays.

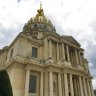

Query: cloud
[[0, 22, 23, 49], [0, 0, 96, 89], [84, 41, 96, 82], [17, 0, 21, 3], [92, 78, 96, 89]]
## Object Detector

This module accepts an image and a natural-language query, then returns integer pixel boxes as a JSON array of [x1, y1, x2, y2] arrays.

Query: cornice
[[3, 55, 91, 78]]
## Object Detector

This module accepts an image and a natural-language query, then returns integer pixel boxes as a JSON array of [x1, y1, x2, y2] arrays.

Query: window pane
[[32, 47, 38, 58], [29, 75, 37, 93]]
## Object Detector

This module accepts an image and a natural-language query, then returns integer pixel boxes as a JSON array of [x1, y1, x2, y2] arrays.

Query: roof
[[61, 35, 81, 47]]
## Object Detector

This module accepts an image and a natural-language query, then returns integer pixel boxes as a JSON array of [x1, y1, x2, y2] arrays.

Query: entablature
[[60, 38, 82, 50]]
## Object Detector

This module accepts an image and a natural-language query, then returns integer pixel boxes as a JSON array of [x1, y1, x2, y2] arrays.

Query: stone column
[[61, 74, 64, 96], [40, 72, 43, 96], [73, 52, 76, 66], [79, 76, 84, 96], [66, 45, 70, 62], [73, 77, 77, 96], [49, 40, 52, 58], [62, 43, 65, 60], [75, 79, 80, 96], [44, 38, 48, 59], [25, 69, 30, 96], [49, 72, 53, 96], [82, 77, 88, 96], [86, 79, 91, 96], [57, 43, 59, 61], [64, 73, 69, 96], [78, 51, 82, 66], [70, 52, 72, 64], [58, 73, 62, 96], [75, 49, 79, 65], [70, 52, 74, 66], [89, 81, 94, 96], [44, 71, 48, 96], [69, 74, 74, 96], [81, 52, 85, 67]]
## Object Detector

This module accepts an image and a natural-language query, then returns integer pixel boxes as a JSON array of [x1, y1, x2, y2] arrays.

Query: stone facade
[[0, 3, 94, 96]]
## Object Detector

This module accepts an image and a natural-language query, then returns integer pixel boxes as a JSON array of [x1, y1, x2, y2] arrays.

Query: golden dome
[[23, 3, 56, 33], [33, 3, 47, 23]]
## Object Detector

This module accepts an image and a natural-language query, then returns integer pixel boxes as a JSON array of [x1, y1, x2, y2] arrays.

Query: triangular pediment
[[61, 35, 80, 46]]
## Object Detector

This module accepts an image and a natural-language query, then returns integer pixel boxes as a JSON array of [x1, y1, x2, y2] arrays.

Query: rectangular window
[[32, 47, 38, 58], [29, 75, 37, 93]]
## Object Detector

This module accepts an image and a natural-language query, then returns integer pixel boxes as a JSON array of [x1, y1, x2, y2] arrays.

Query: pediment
[[61, 35, 80, 46]]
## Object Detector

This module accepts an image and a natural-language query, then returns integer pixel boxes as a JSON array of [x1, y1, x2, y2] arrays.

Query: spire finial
[[40, 2, 42, 10]]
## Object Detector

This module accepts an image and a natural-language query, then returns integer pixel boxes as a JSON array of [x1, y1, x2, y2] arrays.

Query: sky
[[0, 0, 96, 89]]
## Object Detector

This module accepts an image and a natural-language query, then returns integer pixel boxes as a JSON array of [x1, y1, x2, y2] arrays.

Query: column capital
[[25, 68, 30, 71]]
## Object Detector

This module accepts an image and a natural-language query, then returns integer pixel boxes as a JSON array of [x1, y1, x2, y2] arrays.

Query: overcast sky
[[0, 0, 96, 89]]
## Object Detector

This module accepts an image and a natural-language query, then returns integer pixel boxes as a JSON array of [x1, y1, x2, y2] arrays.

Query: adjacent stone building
[[0, 4, 94, 96]]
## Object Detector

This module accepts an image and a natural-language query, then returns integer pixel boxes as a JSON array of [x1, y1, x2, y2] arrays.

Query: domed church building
[[0, 3, 94, 96]]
